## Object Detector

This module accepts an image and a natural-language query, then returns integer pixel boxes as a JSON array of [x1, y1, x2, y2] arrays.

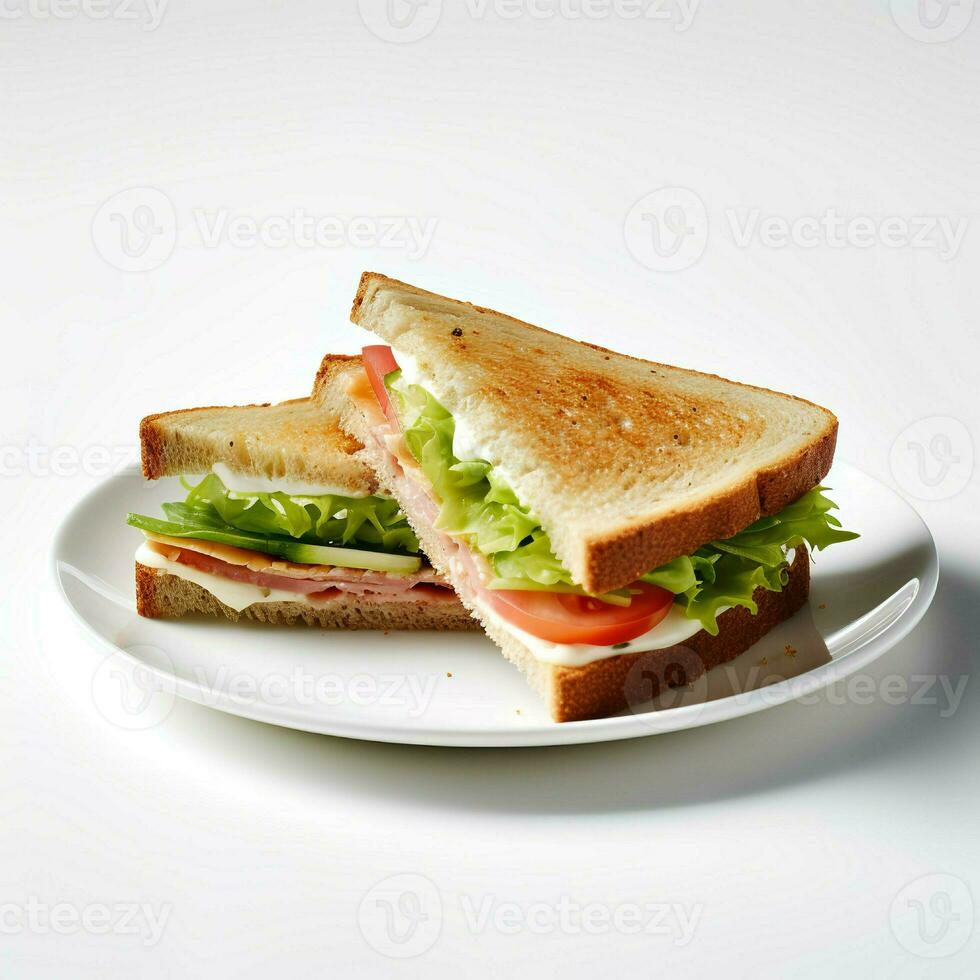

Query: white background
[[2, 0, 979, 975]]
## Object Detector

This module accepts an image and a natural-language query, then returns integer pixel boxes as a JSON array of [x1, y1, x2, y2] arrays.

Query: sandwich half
[[128, 356, 475, 631], [314, 272, 859, 721]]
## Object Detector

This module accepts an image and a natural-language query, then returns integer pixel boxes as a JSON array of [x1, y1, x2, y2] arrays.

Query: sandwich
[[314, 272, 859, 721], [127, 356, 476, 631]]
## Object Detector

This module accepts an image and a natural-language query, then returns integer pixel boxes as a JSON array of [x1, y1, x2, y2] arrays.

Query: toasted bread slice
[[349, 273, 838, 594], [140, 356, 373, 495], [328, 398, 809, 720], [136, 562, 477, 631]]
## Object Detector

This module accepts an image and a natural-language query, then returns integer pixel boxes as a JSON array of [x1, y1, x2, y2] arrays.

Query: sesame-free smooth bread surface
[[140, 370, 374, 495]]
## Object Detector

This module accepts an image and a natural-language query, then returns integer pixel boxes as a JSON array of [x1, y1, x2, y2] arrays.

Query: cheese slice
[[142, 531, 339, 580], [136, 542, 326, 612]]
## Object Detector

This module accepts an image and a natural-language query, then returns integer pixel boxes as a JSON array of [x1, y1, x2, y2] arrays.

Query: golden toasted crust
[[312, 352, 361, 398], [135, 562, 478, 631], [350, 272, 839, 593], [582, 426, 836, 595], [549, 548, 810, 722], [139, 378, 377, 495], [311, 353, 367, 433], [140, 401, 266, 479]]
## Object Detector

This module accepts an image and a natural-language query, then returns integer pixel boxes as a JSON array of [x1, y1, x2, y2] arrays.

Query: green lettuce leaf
[[126, 508, 422, 573], [128, 473, 421, 565], [180, 473, 419, 551], [389, 375, 859, 634], [642, 553, 719, 595]]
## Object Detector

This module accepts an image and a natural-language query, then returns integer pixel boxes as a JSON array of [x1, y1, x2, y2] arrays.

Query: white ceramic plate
[[52, 463, 937, 747]]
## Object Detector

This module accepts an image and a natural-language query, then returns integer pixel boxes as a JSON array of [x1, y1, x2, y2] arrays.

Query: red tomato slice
[[362, 345, 401, 430], [481, 583, 674, 646]]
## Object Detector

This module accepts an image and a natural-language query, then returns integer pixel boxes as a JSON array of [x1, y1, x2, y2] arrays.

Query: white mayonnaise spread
[[392, 349, 515, 480], [210, 462, 369, 499]]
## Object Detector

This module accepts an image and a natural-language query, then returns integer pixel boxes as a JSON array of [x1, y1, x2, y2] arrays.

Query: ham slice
[[347, 379, 494, 610]]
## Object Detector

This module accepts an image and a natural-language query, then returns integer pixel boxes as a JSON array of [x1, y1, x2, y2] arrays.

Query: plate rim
[[50, 461, 939, 747]]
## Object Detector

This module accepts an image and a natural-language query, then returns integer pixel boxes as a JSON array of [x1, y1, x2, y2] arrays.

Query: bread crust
[[583, 426, 837, 594], [140, 371, 376, 495], [311, 353, 367, 433], [312, 352, 361, 401], [141, 401, 267, 480], [349, 272, 839, 593], [135, 562, 478, 631]]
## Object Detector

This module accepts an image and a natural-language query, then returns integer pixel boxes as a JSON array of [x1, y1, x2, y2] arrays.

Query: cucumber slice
[[275, 540, 421, 574]]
